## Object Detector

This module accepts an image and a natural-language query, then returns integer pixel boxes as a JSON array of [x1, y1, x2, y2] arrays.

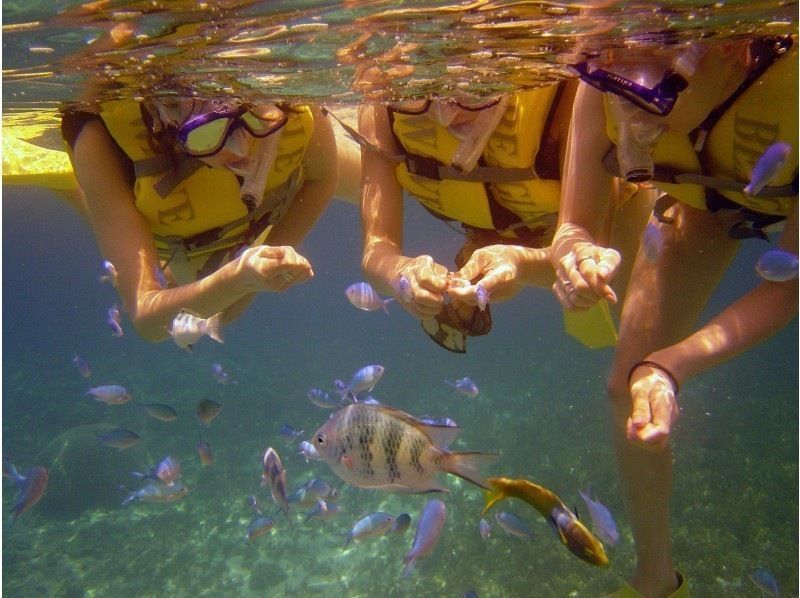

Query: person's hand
[[391, 255, 449, 319], [553, 240, 620, 310], [626, 363, 681, 451], [234, 245, 313, 292], [447, 244, 527, 306]]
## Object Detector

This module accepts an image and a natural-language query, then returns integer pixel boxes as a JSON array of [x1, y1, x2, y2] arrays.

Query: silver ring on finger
[[576, 255, 595, 268]]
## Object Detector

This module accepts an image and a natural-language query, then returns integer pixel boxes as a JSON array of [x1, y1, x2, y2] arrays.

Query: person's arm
[[220, 105, 339, 322], [72, 119, 311, 342], [627, 206, 799, 449], [264, 105, 337, 247], [550, 83, 621, 310], [358, 103, 448, 318]]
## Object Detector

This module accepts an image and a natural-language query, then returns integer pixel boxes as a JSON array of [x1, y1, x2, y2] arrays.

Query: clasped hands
[[389, 245, 530, 319], [234, 245, 313, 292]]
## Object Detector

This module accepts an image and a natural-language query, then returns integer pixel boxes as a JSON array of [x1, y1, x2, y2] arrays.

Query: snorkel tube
[[582, 45, 705, 183], [239, 132, 282, 212]]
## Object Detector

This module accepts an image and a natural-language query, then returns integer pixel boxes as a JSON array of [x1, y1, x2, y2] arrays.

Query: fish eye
[[315, 434, 326, 446]]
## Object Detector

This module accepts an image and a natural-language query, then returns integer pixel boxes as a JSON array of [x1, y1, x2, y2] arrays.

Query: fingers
[[554, 246, 620, 309], [395, 256, 448, 318], [241, 245, 313, 291], [626, 374, 679, 450]]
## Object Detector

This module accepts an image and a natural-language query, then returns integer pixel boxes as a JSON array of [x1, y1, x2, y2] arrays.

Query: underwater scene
[[3, 1, 798, 597]]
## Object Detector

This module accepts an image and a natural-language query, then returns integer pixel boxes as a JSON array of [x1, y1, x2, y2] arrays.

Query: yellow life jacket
[[99, 99, 314, 258], [606, 39, 797, 219], [390, 88, 562, 235]]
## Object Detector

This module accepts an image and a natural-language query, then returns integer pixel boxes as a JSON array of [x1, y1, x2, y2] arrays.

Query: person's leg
[[607, 202, 739, 597]]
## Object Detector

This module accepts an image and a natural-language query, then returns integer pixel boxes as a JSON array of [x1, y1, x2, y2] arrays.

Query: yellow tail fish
[[482, 476, 609, 567]]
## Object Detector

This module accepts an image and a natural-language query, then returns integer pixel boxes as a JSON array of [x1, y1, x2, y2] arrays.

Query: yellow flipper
[[563, 300, 618, 349]]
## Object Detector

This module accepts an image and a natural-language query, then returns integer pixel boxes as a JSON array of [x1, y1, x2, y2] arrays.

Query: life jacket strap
[[404, 154, 537, 183], [602, 148, 798, 198], [133, 154, 207, 198]]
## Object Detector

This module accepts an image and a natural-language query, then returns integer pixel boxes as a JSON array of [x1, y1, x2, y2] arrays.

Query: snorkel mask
[[148, 96, 287, 211], [570, 46, 703, 182], [176, 102, 287, 157]]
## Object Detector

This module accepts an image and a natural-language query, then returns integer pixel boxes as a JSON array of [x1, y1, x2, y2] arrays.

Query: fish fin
[[443, 450, 499, 490], [206, 312, 224, 344], [186, 344, 194, 354], [482, 486, 507, 516], [381, 298, 393, 314]]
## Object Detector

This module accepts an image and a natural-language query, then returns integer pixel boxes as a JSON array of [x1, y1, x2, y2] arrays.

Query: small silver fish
[[334, 364, 385, 401], [107, 304, 124, 337], [121, 480, 188, 506], [99, 260, 118, 287], [307, 388, 341, 409], [345, 512, 395, 546], [345, 282, 393, 313], [304, 499, 342, 523], [749, 567, 780, 597], [756, 248, 799, 282], [311, 403, 496, 493], [96, 427, 141, 450], [280, 424, 304, 444], [246, 516, 274, 541], [642, 220, 665, 263], [72, 354, 92, 378], [389, 513, 411, 535], [211, 363, 230, 384], [138, 402, 178, 422], [169, 310, 223, 351], [444, 377, 479, 398], [402, 499, 447, 577], [475, 284, 489, 311], [494, 511, 533, 540], [395, 275, 413, 303], [744, 142, 792, 196], [578, 487, 619, 546], [298, 441, 321, 462], [478, 518, 492, 540], [86, 385, 131, 405], [131, 456, 181, 486], [197, 440, 214, 467], [261, 447, 290, 519]]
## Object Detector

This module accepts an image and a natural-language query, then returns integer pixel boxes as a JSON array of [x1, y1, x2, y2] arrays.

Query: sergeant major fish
[[169, 310, 223, 352], [311, 403, 497, 493]]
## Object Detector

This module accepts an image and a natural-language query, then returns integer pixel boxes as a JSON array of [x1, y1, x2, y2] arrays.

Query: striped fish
[[311, 403, 497, 493]]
